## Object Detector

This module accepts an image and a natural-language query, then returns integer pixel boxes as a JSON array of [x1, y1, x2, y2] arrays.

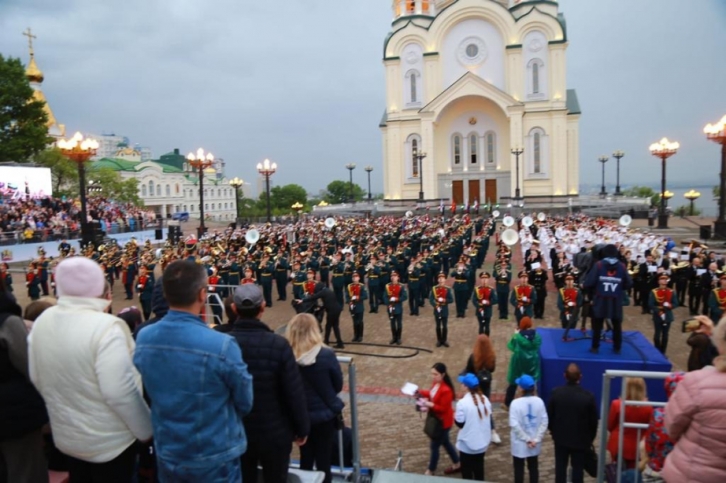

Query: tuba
[[501, 229, 519, 246], [502, 216, 515, 227], [619, 214, 633, 227]]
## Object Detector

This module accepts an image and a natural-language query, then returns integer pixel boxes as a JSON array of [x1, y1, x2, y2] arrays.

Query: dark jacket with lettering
[[584, 259, 632, 320]]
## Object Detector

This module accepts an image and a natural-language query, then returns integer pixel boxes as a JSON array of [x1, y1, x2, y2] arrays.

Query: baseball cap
[[515, 374, 535, 390], [458, 373, 480, 390], [233, 284, 264, 308]]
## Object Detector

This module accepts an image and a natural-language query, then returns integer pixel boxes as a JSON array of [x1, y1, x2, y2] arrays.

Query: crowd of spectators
[[0, 196, 158, 244]]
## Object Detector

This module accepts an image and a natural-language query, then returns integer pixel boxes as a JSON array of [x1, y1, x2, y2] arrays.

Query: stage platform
[[537, 328, 672, 413]]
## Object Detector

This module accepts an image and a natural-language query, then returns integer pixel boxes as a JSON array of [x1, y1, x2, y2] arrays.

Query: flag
[[451, 200, 456, 214]]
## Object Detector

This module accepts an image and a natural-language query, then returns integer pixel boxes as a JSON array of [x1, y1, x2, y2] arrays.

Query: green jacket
[[506, 330, 542, 384]]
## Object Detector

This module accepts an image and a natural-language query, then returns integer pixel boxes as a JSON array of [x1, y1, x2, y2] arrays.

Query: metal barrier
[[597, 369, 671, 483]]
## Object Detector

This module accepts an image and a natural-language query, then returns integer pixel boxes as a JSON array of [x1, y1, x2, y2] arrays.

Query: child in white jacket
[[455, 373, 493, 481], [509, 374, 548, 483]]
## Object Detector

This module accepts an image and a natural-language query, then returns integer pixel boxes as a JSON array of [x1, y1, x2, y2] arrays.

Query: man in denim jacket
[[134, 260, 253, 482]]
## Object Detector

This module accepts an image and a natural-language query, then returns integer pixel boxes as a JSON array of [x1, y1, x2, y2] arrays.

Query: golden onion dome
[[26, 55, 44, 84]]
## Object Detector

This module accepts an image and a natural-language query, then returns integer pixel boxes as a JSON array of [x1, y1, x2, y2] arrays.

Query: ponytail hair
[[469, 386, 489, 419], [432, 362, 456, 399]]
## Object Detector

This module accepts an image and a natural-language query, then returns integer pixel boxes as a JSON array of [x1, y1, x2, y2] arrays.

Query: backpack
[[476, 367, 492, 393]]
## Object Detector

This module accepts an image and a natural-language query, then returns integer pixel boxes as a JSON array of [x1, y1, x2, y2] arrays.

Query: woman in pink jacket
[[663, 316, 726, 482]]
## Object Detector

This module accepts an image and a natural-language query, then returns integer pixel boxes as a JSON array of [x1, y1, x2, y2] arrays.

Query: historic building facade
[[380, 0, 580, 204]]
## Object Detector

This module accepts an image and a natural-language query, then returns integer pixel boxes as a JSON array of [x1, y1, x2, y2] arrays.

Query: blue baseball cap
[[515, 374, 535, 390], [458, 373, 480, 390]]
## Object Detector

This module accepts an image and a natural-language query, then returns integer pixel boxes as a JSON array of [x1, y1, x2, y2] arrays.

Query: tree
[[623, 186, 659, 207], [87, 166, 142, 205], [33, 147, 78, 195], [324, 180, 366, 204], [0, 55, 49, 162], [260, 183, 307, 211], [674, 205, 702, 217], [714, 185, 720, 199]]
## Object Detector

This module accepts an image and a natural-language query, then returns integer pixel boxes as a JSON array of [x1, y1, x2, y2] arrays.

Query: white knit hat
[[55, 256, 105, 298]]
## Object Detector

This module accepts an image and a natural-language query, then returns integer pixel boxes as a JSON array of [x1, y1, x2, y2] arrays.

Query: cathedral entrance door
[[485, 179, 497, 205], [468, 180, 480, 205], [452, 180, 463, 205]]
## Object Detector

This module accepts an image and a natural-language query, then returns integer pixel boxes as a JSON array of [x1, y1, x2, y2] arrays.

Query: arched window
[[183, 205, 187, 211], [526, 58, 547, 99], [411, 139, 419, 177], [204, 189, 208, 197], [486, 132, 496, 164], [218, 189, 221, 197], [156, 185, 161, 196], [165, 185, 170, 196], [410, 75, 417, 103], [406, 0, 415, 14], [469, 134, 478, 164], [148, 180, 154, 197], [141, 185, 147, 197], [532, 63, 540, 94], [534, 132, 541, 173], [404, 69, 421, 107], [453, 135, 462, 165], [175, 184, 180, 194]]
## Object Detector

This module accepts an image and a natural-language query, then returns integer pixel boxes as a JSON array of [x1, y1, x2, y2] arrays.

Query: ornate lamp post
[[291, 201, 303, 220], [413, 147, 427, 201], [229, 177, 244, 220], [364, 166, 374, 201], [511, 148, 523, 201], [598, 155, 609, 197], [684, 189, 701, 216], [705, 115, 726, 237], [257, 158, 277, 223], [649, 137, 680, 229], [613, 150, 625, 196], [187, 148, 215, 237], [57, 132, 98, 247], [345, 163, 356, 203]]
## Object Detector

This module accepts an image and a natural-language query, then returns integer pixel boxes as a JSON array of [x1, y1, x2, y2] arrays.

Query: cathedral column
[[421, 116, 436, 200]]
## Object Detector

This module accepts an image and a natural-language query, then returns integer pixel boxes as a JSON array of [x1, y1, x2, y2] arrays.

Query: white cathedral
[[380, 0, 580, 205]]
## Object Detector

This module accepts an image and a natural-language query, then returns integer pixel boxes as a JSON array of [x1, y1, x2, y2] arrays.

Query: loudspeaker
[[167, 225, 182, 244], [155, 229, 163, 240]]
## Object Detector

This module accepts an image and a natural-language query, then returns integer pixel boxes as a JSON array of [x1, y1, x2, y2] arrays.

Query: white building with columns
[[92, 148, 244, 221], [380, 0, 580, 205]]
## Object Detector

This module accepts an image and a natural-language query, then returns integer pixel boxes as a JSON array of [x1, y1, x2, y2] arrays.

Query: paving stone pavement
[[14, 244, 693, 482]]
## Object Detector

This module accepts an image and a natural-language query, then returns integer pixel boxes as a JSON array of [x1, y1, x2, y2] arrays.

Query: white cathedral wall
[[441, 18, 505, 91]]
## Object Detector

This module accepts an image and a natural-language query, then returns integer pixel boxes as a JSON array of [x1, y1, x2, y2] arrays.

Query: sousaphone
[[245, 229, 260, 245], [502, 216, 515, 227], [501, 228, 519, 246]]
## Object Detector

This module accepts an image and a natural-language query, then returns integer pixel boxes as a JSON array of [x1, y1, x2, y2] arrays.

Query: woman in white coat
[[509, 374, 548, 483], [454, 373, 492, 481]]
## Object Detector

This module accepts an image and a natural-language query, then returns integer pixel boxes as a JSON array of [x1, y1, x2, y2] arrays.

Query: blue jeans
[[157, 458, 241, 483], [428, 428, 459, 471]]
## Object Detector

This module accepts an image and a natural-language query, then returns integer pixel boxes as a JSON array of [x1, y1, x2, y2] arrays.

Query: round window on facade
[[465, 44, 478, 59]]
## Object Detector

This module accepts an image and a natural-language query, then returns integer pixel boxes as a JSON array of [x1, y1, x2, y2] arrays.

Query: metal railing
[[598, 370, 671, 483], [0, 220, 166, 246]]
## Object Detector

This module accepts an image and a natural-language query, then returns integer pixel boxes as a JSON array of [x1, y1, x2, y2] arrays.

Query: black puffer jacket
[[221, 317, 310, 445], [0, 292, 48, 440]]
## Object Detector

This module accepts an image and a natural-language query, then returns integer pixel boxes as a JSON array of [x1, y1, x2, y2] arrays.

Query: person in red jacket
[[607, 377, 653, 469], [417, 362, 461, 476]]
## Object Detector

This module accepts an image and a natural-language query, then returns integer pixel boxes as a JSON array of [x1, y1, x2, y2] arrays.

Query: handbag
[[423, 411, 443, 440], [584, 444, 598, 477]]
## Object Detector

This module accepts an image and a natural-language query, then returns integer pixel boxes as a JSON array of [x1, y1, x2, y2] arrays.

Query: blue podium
[[537, 328, 672, 413]]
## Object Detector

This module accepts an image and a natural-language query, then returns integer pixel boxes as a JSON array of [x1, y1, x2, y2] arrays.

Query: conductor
[[583, 244, 632, 354]]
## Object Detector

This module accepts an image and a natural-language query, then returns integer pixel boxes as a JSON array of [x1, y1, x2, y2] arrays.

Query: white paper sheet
[[401, 382, 419, 396], [531, 262, 541, 270], [648, 265, 657, 273], [697, 269, 707, 276]]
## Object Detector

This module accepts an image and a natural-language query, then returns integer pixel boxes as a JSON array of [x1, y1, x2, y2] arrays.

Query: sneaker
[[491, 430, 502, 445]]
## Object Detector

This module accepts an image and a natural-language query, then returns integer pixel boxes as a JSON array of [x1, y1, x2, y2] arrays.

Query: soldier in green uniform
[[274, 254, 289, 301], [258, 253, 275, 307], [450, 260, 470, 318], [472, 272, 498, 336], [331, 253, 346, 307], [290, 259, 307, 301], [494, 253, 512, 320], [227, 253, 241, 287], [383, 271, 407, 345], [345, 272, 369, 342], [429, 272, 455, 347], [407, 260, 422, 316], [366, 260, 381, 313]]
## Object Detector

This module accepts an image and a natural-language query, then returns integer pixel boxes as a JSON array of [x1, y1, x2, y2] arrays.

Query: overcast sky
[[1, 0, 725, 196]]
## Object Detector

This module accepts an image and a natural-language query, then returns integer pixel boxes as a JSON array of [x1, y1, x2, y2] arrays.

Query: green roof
[[92, 158, 184, 174], [566, 89, 581, 115]]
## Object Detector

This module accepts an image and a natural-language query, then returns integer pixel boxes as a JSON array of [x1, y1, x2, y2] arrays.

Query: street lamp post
[[229, 177, 244, 221], [613, 150, 625, 196], [598, 156, 609, 197], [705, 115, 726, 238], [257, 159, 277, 223], [364, 166, 373, 201], [345, 163, 356, 203], [511, 148, 524, 201], [684, 189, 701, 216], [649, 137, 680, 229], [57, 132, 99, 247], [291, 202, 303, 220], [413, 148, 427, 202], [187, 148, 215, 237]]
